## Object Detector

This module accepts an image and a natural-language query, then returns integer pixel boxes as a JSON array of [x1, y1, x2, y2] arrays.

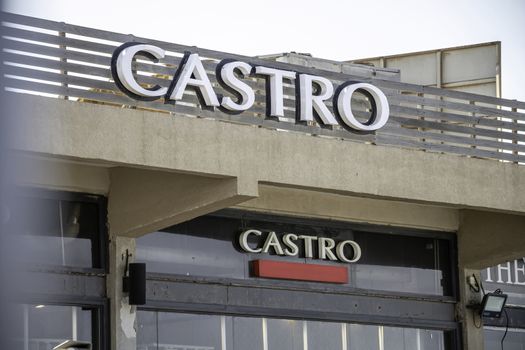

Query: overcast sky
[[3, 0, 525, 102]]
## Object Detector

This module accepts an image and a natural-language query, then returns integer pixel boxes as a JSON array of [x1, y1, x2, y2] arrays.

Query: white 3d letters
[[112, 43, 390, 131]]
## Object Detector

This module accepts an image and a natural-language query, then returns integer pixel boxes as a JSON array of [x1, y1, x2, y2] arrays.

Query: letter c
[[111, 43, 168, 100], [239, 229, 262, 253]]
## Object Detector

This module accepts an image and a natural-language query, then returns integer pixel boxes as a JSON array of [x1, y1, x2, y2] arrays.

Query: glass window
[[136, 212, 454, 296], [137, 311, 450, 350], [229, 316, 264, 350], [266, 318, 303, 350], [482, 259, 525, 307], [8, 193, 104, 269], [348, 324, 381, 350], [353, 232, 453, 296], [484, 327, 525, 350], [13, 304, 93, 350], [158, 313, 222, 350], [307, 320, 342, 350], [137, 309, 157, 350]]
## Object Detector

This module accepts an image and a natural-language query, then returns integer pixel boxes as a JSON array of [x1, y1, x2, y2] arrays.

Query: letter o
[[335, 82, 389, 131], [336, 240, 362, 263]]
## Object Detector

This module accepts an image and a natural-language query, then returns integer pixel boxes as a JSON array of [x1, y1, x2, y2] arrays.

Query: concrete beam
[[9, 154, 110, 195], [458, 210, 525, 269], [236, 184, 459, 232], [8, 94, 525, 215], [108, 167, 258, 237]]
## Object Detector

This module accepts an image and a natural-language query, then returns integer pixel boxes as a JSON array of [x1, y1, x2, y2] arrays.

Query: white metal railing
[[1, 11, 524, 164]]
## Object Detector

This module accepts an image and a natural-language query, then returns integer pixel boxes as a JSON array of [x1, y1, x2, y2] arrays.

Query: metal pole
[[341, 323, 347, 350], [58, 201, 66, 266], [221, 316, 226, 350], [72, 307, 78, 341], [23, 305, 29, 350]]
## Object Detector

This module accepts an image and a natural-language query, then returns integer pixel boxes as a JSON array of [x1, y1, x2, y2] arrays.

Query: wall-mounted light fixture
[[122, 249, 146, 305], [466, 274, 508, 319], [480, 291, 508, 318]]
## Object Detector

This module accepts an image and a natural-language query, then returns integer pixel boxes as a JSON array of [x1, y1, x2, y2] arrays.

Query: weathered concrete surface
[[107, 236, 137, 350], [10, 154, 109, 195], [459, 210, 525, 269], [8, 94, 525, 216], [108, 167, 257, 237], [236, 184, 459, 232], [457, 268, 485, 350]]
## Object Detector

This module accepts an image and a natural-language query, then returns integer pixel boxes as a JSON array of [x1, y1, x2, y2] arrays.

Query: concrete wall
[[9, 94, 525, 218]]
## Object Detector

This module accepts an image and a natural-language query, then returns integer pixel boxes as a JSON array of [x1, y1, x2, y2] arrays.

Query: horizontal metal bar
[[144, 278, 458, 330], [377, 134, 525, 163], [380, 125, 525, 154], [391, 94, 525, 122], [2, 25, 116, 54], [11, 269, 106, 301], [391, 104, 525, 134], [390, 114, 525, 143]]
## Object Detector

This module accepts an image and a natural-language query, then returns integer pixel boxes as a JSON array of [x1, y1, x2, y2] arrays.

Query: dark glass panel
[[484, 328, 525, 350], [13, 304, 93, 350], [158, 312, 222, 350], [137, 310, 157, 350], [266, 318, 303, 350], [307, 321, 342, 350], [9, 195, 102, 268], [137, 212, 454, 296]]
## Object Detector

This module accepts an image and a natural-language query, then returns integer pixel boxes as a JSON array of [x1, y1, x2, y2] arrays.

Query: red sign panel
[[252, 259, 348, 284]]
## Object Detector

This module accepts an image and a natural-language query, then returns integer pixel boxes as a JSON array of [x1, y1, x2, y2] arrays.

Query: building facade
[[2, 12, 525, 350]]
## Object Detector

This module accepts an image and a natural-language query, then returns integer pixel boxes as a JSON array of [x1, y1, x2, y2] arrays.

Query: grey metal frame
[[1, 12, 524, 165]]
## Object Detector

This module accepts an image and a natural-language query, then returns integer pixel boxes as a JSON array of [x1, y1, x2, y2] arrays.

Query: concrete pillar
[[107, 236, 137, 350], [455, 209, 525, 349], [457, 268, 485, 349]]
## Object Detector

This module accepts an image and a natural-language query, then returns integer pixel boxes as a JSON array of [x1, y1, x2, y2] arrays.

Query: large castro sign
[[111, 43, 390, 132]]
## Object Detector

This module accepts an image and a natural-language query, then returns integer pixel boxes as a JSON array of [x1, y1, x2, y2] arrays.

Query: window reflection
[[307, 321, 342, 350], [14, 304, 92, 350], [266, 318, 303, 350], [484, 327, 525, 350], [9, 195, 101, 268], [136, 213, 454, 297], [137, 311, 449, 350]]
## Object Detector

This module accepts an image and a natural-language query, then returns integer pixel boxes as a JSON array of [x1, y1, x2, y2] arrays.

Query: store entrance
[[137, 311, 449, 350], [135, 210, 459, 350]]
